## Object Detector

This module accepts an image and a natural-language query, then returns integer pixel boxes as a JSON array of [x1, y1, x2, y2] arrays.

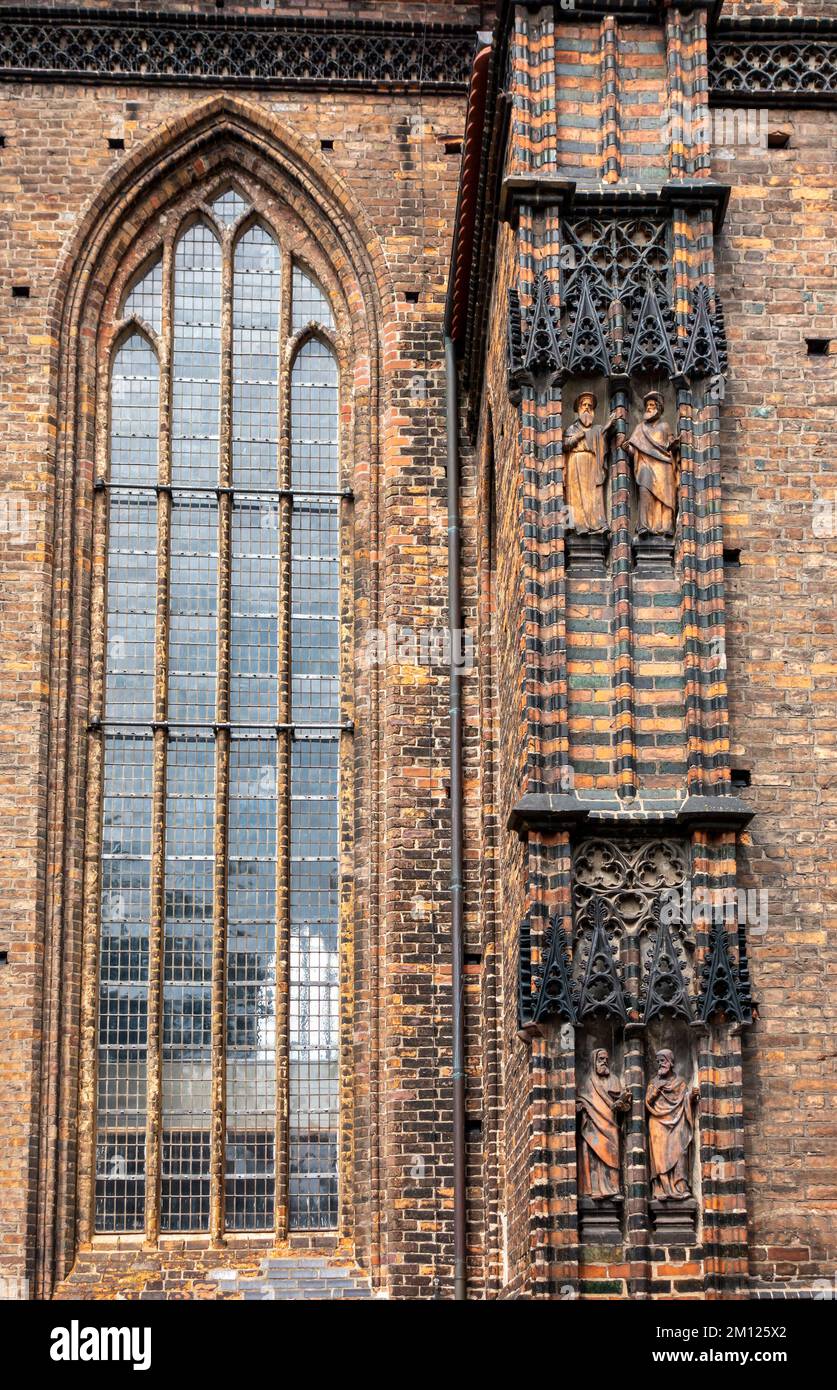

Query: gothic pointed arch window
[[90, 184, 345, 1237]]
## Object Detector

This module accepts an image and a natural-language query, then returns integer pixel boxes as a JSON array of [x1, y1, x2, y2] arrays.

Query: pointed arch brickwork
[[35, 95, 398, 1298]]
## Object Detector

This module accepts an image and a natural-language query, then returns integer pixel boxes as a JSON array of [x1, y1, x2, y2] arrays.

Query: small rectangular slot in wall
[[723, 548, 741, 566], [320, 139, 334, 151], [767, 130, 791, 149], [731, 768, 752, 789], [0, 950, 8, 966], [806, 338, 831, 356], [404, 290, 420, 303], [445, 141, 462, 155], [12, 285, 30, 298], [108, 137, 125, 150], [0, 135, 6, 148]]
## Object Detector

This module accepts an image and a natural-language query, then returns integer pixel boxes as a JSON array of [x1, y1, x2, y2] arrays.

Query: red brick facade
[[0, 1, 833, 1300]]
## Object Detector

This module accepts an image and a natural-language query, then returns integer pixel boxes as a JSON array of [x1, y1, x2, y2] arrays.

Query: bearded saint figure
[[627, 390, 681, 536], [563, 391, 617, 533], [645, 1049, 700, 1200], [576, 1048, 631, 1200]]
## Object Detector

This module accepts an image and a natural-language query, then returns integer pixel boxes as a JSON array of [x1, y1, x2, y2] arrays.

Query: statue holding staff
[[645, 1049, 700, 1200], [576, 1047, 631, 1199], [628, 390, 680, 536], [563, 391, 617, 533]]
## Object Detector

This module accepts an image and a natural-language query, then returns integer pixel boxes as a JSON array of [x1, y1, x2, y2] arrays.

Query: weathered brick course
[[715, 103, 837, 1285]]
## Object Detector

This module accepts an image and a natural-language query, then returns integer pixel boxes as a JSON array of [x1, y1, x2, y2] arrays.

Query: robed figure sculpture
[[628, 391, 680, 536], [563, 391, 617, 533], [645, 1049, 700, 1200], [576, 1048, 631, 1199]]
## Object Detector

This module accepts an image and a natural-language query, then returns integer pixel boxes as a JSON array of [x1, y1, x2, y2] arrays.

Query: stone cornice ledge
[[508, 790, 754, 837], [499, 177, 731, 232]]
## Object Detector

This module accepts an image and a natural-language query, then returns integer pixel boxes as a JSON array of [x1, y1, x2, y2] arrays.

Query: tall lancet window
[[92, 189, 344, 1237]]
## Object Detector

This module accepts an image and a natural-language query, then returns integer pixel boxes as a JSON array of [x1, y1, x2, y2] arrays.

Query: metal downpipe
[[445, 333, 466, 1302]]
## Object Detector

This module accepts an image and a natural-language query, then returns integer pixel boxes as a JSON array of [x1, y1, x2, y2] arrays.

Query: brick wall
[[478, 221, 535, 1293], [715, 103, 837, 1286], [0, 1, 484, 20]]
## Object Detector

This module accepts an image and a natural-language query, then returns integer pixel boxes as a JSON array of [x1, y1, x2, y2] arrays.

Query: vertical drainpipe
[[444, 33, 492, 1303], [444, 332, 466, 1302]]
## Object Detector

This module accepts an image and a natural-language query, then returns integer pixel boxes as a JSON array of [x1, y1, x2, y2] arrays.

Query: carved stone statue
[[645, 1049, 699, 1200], [576, 1047, 631, 1199], [627, 391, 680, 536], [563, 391, 617, 533]]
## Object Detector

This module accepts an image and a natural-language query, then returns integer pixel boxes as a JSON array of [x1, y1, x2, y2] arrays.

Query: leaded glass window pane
[[161, 734, 215, 1231], [95, 733, 153, 1231], [123, 260, 163, 335], [232, 225, 280, 491], [95, 200, 343, 1238], [289, 738, 339, 1229], [288, 335, 340, 1230], [172, 224, 221, 488], [292, 264, 335, 334], [225, 735, 277, 1231], [168, 494, 218, 725], [212, 188, 250, 226]]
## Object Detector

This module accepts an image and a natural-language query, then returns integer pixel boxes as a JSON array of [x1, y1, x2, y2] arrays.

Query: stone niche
[[644, 1021, 700, 1246]]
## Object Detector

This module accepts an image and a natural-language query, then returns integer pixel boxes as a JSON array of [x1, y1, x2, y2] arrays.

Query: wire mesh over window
[[94, 200, 344, 1237]]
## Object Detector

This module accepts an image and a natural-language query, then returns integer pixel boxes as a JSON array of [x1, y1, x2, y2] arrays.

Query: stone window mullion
[[144, 237, 175, 1246], [210, 232, 234, 1244], [274, 254, 293, 1242]]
